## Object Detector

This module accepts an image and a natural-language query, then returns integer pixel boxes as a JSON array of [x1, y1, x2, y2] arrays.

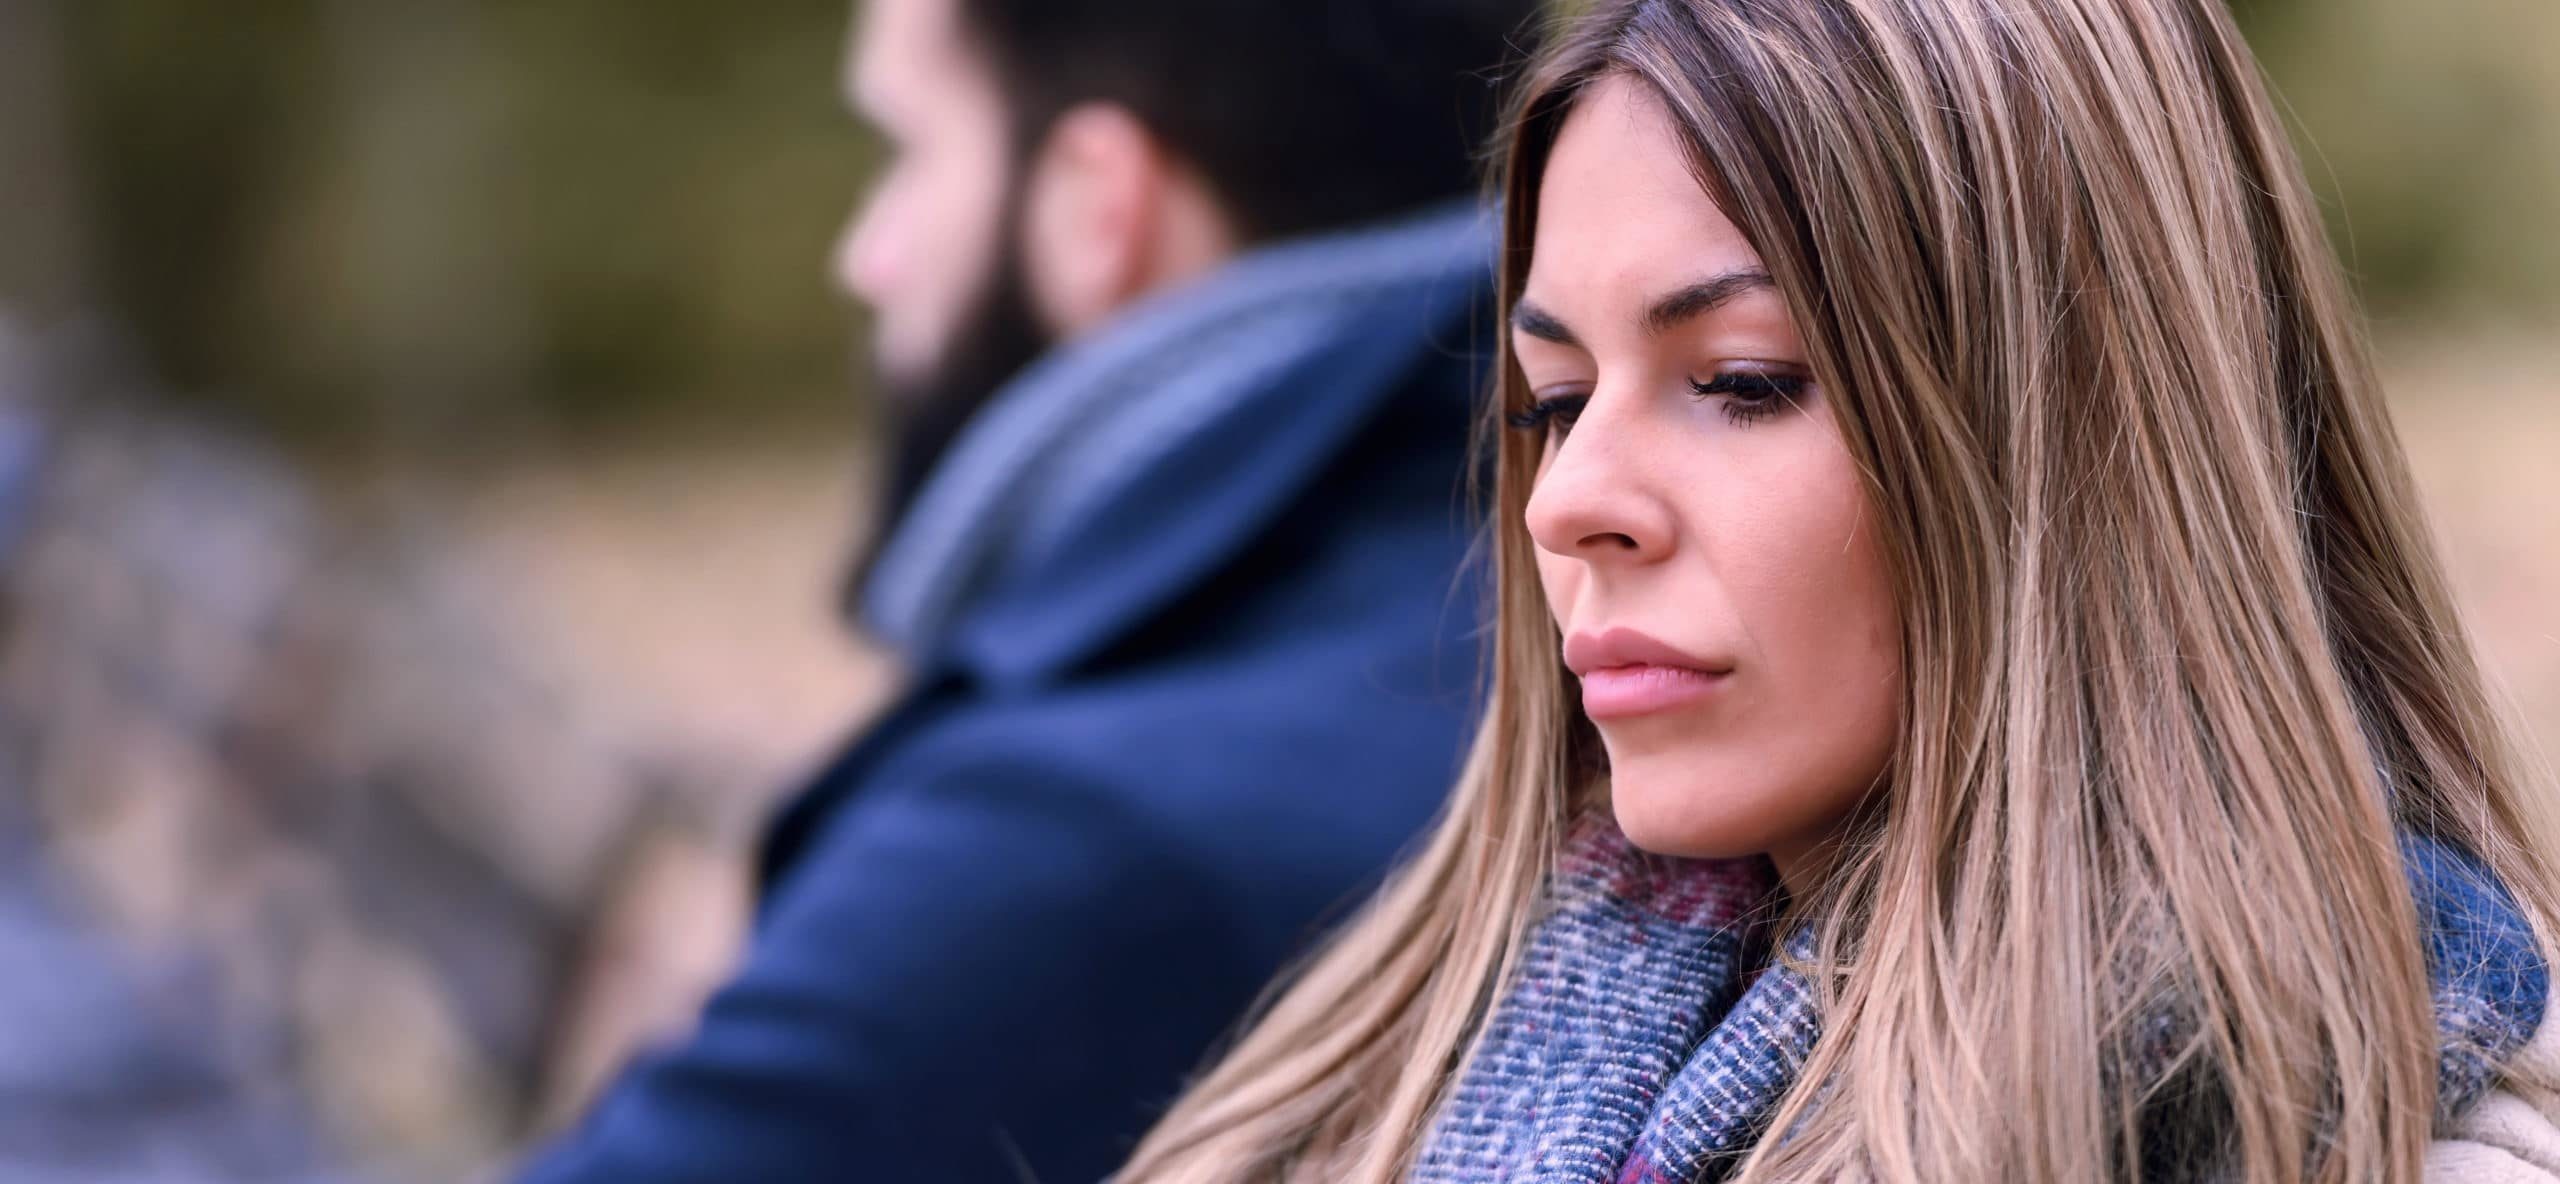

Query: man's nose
[[832, 187, 897, 305]]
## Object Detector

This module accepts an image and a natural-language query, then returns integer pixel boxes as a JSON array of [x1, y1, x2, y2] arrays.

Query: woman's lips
[[1563, 628, 1732, 719], [1576, 664, 1730, 720]]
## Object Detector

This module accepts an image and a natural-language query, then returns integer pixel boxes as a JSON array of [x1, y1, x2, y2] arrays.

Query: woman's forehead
[[1519, 78, 1771, 339]]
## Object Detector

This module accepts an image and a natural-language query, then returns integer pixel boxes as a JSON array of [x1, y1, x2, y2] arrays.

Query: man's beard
[[841, 230, 1053, 615]]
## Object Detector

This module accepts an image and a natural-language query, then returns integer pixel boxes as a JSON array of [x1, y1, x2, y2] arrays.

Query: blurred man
[[521, 0, 1538, 1179]]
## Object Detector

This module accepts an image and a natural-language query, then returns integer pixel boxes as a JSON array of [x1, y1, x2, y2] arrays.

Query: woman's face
[[1515, 74, 1902, 886]]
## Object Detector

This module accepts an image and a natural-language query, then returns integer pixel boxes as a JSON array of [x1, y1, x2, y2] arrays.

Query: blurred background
[[0, 0, 2551, 1180]]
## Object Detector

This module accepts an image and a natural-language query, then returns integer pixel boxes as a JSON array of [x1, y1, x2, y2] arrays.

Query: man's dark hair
[[957, 0, 1547, 242]]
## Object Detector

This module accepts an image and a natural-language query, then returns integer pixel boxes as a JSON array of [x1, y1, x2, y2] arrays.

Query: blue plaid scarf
[[1413, 813, 2551, 1183]]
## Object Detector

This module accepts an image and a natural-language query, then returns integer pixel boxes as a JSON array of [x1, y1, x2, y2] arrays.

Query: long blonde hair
[[1120, 0, 2560, 1179]]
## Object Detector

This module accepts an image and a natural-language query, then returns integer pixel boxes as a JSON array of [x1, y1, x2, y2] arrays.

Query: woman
[[1120, 0, 2560, 1180]]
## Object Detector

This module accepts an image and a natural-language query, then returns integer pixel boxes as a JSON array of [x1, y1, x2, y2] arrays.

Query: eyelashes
[[1506, 371, 1809, 442], [1506, 394, 1587, 436], [1688, 371, 1807, 426]]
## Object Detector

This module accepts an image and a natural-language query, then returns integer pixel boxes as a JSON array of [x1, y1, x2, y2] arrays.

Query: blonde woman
[[1119, 0, 2560, 1180]]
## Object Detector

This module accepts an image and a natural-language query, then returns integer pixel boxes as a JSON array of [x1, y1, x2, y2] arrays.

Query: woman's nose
[[1521, 397, 1677, 564]]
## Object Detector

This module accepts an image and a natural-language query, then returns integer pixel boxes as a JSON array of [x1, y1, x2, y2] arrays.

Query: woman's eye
[[1688, 371, 1809, 427], [1507, 393, 1590, 442]]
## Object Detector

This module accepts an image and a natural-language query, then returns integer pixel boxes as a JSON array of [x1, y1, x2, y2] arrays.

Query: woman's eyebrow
[[1510, 300, 1581, 348], [1642, 268, 1777, 336], [1511, 268, 1778, 349]]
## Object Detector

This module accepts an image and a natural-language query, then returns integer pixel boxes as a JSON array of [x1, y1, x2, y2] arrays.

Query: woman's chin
[[1606, 774, 1779, 863]]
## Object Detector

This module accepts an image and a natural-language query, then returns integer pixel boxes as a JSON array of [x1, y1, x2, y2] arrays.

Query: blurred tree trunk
[[319, 0, 538, 441], [0, 0, 97, 327]]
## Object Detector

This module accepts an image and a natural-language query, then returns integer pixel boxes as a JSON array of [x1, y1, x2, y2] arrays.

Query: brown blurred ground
[[2384, 334, 2560, 767]]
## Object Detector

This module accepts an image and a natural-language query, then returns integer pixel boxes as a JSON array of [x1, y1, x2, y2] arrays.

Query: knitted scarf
[[1413, 813, 2551, 1183]]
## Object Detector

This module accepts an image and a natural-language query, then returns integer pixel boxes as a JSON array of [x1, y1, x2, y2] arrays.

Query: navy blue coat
[[521, 209, 1492, 1183]]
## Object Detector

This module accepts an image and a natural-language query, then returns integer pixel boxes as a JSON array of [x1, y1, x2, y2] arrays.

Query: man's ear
[[1019, 102, 1237, 339]]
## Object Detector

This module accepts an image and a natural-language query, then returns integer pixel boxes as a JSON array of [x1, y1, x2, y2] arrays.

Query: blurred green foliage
[[18, 0, 2559, 444], [44, 0, 872, 443], [2234, 0, 2560, 327]]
